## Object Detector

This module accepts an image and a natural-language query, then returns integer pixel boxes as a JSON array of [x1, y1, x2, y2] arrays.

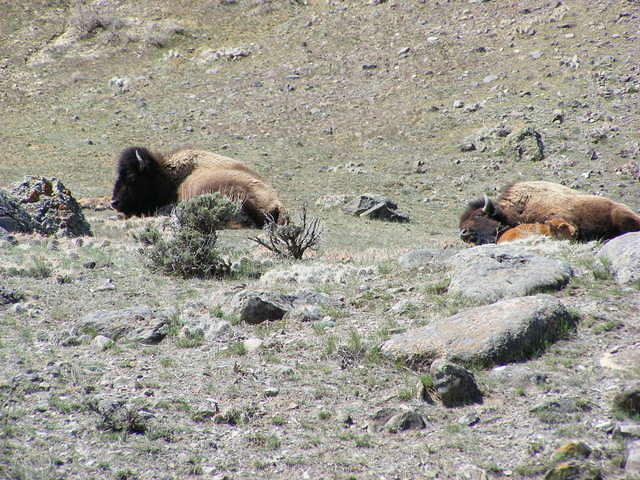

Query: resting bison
[[111, 146, 287, 226], [497, 219, 577, 243], [459, 181, 640, 245]]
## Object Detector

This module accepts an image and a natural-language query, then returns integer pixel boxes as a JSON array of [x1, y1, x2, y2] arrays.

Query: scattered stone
[[343, 194, 409, 222], [243, 338, 263, 353], [181, 318, 231, 342], [9, 177, 92, 237], [368, 407, 426, 433], [596, 232, 640, 285], [613, 386, 640, 418], [233, 292, 295, 324], [91, 335, 113, 351], [428, 359, 483, 407], [543, 461, 602, 480], [600, 343, 640, 374], [483, 74, 498, 83], [506, 126, 544, 162], [614, 423, 640, 440], [0, 190, 34, 233], [447, 244, 573, 302], [381, 295, 576, 368], [552, 441, 592, 462], [460, 142, 476, 152], [72, 306, 169, 345], [285, 303, 323, 322], [453, 100, 464, 108]]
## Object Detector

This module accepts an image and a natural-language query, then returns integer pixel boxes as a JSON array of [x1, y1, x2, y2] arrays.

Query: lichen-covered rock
[[343, 194, 409, 222], [381, 295, 577, 368], [10, 176, 92, 237], [429, 359, 483, 407], [507, 126, 544, 162], [0, 190, 34, 233]]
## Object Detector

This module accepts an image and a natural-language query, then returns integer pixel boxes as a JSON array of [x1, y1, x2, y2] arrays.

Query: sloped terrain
[[1, 1, 640, 479]]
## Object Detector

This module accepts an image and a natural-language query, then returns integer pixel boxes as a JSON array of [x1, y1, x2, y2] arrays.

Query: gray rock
[[74, 306, 169, 344], [429, 359, 482, 407], [506, 126, 544, 162], [1, 285, 25, 306], [530, 396, 593, 424], [87, 395, 152, 434], [384, 410, 426, 433], [0, 190, 34, 233], [597, 232, 640, 285], [381, 295, 576, 368], [343, 194, 409, 222], [229, 290, 297, 324], [181, 317, 231, 342], [448, 244, 573, 303], [91, 335, 113, 350], [9, 177, 92, 237], [626, 440, 640, 476], [285, 304, 323, 322]]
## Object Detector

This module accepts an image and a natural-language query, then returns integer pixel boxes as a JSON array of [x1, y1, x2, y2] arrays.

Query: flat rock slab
[[448, 244, 573, 303], [597, 232, 640, 285], [73, 306, 169, 344], [381, 294, 576, 369], [397, 248, 453, 270]]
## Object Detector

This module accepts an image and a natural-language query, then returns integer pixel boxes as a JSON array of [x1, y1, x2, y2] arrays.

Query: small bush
[[137, 194, 239, 278], [250, 202, 322, 259]]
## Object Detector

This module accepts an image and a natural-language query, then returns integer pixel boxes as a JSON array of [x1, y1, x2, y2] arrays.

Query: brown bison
[[459, 181, 640, 245], [496, 219, 577, 243], [111, 146, 287, 226]]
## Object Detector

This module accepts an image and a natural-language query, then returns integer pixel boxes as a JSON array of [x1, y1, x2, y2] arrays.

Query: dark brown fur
[[459, 181, 640, 245], [111, 146, 287, 226]]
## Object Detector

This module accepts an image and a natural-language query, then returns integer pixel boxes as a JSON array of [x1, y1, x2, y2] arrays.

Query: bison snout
[[110, 198, 120, 209], [459, 228, 475, 243]]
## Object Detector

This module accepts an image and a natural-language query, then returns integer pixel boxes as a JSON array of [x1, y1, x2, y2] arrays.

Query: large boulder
[[9, 176, 92, 237], [381, 295, 577, 369], [597, 232, 640, 285], [343, 194, 409, 222], [447, 244, 573, 303], [0, 190, 34, 233]]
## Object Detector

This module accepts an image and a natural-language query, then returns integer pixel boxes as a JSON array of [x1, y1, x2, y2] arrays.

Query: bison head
[[111, 147, 176, 216], [458, 194, 510, 245]]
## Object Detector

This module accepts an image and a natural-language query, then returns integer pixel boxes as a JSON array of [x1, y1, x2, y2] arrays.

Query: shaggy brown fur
[[111, 146, 287, 226], [460, 181, 640, 245], [497, 219, 577, 243]]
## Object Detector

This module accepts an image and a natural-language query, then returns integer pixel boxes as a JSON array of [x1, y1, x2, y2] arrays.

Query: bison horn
[[482, 193, 493, 214], [135, 149, 145, 169]]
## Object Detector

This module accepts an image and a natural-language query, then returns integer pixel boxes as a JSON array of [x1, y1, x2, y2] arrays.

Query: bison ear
[[135, 149, 149, 172], [482, 193, 496, 217]]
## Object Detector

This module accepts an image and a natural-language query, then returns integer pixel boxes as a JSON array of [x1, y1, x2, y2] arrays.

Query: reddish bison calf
[[111, 146, 287, 227], [459, 181, 640, 245], [497, 219, 577, 243]]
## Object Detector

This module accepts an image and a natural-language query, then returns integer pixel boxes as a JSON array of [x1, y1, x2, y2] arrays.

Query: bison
[[459, 181, 640, 245], [111, 146, 287, 227], [496, 219, 577, 243]]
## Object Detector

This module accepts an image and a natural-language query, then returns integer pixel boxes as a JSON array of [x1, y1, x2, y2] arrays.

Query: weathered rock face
[[597, 232, 640, 285], [447, 244, 573, 303], [381, 294, 577, 368], [9, 176, 92, 237], [69, 306, 169, 345], [429, 359, 483, 407], [343, 194, 409, 222], [0, 190, 34, 233]]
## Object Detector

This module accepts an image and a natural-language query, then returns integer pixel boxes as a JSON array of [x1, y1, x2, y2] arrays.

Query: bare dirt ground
[[1, 1, 640, 479]]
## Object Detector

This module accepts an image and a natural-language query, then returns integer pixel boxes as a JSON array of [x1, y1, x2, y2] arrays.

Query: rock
[[506, 126, 544, 162], [613, 386, 640, 418], [596, 232, 640, 285], [453, 100, 464, 108], [368, 407, 426, 433], [381, 295, 576, 368], [181, 317, 231, 342], [599, 343, 640, 374], [626, 440, 640, 477], [0, 190, 34, 233], [237, 293, 293, 324], [551, 441, 592, 461], [9, 177, 92, 237], [343, 194, 410, 222], [614, 423, 640, 440], [483, 74, 498, 83], [285, 304, 323, 322], [460, 142, 477, 152], [91, 335, 113, 351], [429, 359, 482, 407], [87, 395, 152, 434], [243, 338, 263, 353], [73, 306, 169, 344], [384, 410, 426, 433], [447, 244, 573, 303], [543, 461, 602, 480]]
